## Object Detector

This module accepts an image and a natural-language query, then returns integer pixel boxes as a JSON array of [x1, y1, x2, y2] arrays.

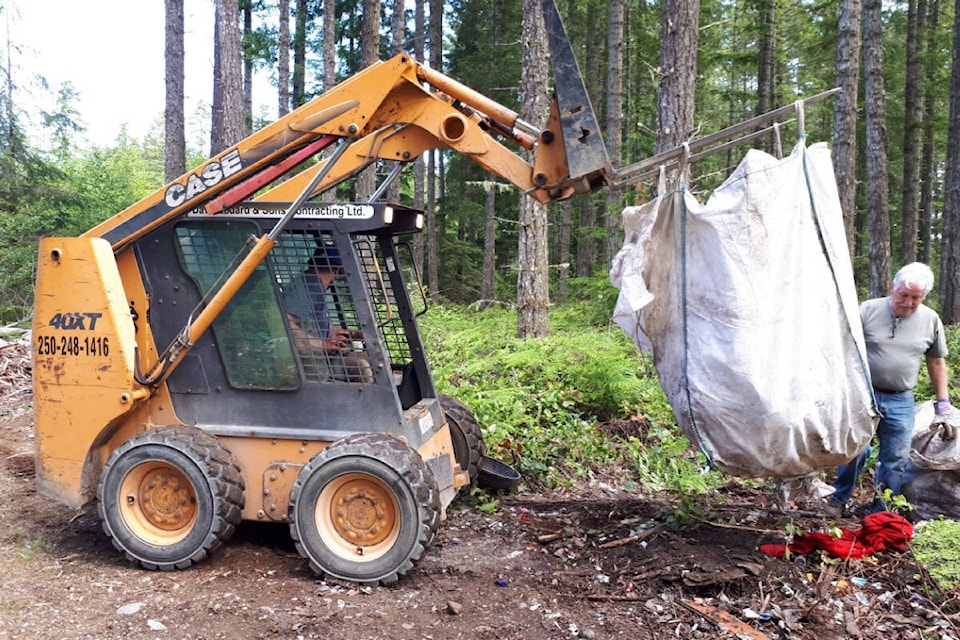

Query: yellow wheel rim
[[118, 461, 199, 545], [316, 473, 400, 561]]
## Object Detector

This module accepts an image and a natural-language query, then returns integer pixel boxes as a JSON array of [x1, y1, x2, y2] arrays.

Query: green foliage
[[881, 488, 913, 514], [552, 276, 620, 329], [622, 427, 720, 495], [911, 519, 960, 590], [0, 86, 73, 323], [664, 501, 714, 532], [0, 121, 164, 323], [915, 324, 960, 402], [469, 489, 501, 514], [420, 303, 725, 494]]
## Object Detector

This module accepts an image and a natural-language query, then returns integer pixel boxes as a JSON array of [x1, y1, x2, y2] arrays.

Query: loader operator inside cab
[[282, 244, 372, 383]]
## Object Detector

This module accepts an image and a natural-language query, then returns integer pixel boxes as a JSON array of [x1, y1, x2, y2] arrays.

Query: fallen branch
[[689, 514, 781, 535], [598, 524, 665, 549], [582, 593, 640, 602], [679, 599, 774, 640]]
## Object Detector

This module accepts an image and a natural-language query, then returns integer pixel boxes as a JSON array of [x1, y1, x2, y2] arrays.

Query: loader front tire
[[439, 394, 485, 488], [97, 426, 244, 571], [288, 433, 440, 586]]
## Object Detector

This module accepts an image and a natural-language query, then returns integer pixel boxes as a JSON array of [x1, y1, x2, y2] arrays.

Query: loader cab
[[135, 202, 437, 446]]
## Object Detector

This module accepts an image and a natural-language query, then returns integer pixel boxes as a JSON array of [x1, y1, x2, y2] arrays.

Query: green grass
[[911, 519, 960, 590], [419, 302, 724, 493]]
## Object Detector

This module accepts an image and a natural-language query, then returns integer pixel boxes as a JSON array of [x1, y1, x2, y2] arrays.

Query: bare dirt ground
[[0, 341, 958, 640]]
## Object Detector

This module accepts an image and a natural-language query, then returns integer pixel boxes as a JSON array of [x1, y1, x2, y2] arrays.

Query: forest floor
[[0, 341, 958, 640]]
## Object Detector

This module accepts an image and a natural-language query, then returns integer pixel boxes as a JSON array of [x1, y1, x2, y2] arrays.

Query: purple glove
[[934, 399, 953, 415]]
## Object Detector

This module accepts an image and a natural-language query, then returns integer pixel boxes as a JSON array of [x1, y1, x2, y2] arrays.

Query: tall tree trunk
[[242, 0, 253, 135], [575, 199, 595, 277], [832, 0, 862, 263], [557, 199, 572, 302], [426, 0, 443, 301], [863, 0, 891, 296], [277, 0, 291, 116], [756, 0, 775, 152], [392, 0, 406, 54], [576, 1, 601, 276], [480, 177, 497, 308], [356, 0, 381, 200], [900, 0, 925, 263], [164, 0, 185, 182], [855, 141, 868, 261], [517, 0, 550, 338], [384, 0, 406, 204], [293, 0, 307, 107], [427, 150, 439, 300], [413, 0, 426, 271], [919, 0, 940, 264], [656, 0, 699, 173], [210, 0, 245, 154], [604, 0, 624, 264], [940, 0, 960, 322], [323, 0, 336, 92]]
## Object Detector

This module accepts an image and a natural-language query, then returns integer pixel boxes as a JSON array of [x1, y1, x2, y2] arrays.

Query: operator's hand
[[325, 328, 352, 351]]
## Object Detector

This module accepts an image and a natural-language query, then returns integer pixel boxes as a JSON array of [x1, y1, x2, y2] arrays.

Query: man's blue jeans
[[832, 389, 915, 507]]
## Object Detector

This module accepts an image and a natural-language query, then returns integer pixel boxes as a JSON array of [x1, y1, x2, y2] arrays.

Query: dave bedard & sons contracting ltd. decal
[[187, 203, 376, 219]]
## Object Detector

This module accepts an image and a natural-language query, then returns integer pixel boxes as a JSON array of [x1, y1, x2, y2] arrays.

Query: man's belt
[[873, 387, 907, 394]]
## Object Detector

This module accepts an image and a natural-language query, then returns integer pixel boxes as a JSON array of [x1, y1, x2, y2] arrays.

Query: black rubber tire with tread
[[97, 426, 245, 571], [439, 393, 485, 488], [288, 433, 440, 586]]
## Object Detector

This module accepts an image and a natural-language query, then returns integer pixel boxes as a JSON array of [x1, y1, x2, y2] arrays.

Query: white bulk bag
[[610, 142, 878, 478]]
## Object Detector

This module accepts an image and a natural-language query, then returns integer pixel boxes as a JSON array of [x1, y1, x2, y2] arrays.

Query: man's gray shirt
[[860, 296, 947, 392]]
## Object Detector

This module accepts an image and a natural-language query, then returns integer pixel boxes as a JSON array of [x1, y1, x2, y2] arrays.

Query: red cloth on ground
[[760, 511, 913, 559]]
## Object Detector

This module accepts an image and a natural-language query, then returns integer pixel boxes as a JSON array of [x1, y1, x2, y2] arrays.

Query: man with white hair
[[825, 262, 952, 517]]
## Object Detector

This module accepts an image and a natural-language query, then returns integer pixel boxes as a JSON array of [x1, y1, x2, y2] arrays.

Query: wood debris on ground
[[0, 336, 31, 398]]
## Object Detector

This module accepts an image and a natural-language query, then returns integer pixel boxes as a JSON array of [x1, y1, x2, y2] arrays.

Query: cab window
[[175, 221, 300, 390]]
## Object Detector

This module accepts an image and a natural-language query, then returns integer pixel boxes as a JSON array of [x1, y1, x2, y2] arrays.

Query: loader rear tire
[[97, 426, 244, 571], [288, 433, 440, 586], [439, 394, 484, 488]]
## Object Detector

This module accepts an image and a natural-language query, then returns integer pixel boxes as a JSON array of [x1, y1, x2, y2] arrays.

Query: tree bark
[[356, 0, 381, 201], [863, 0, 892, 296], [164, 0, 185, 182], [832, 0, 862, 264], [656, 0, 699, 182], [392, 0, 406, 55], [383, 0, 406, 204], [900, 0, 925, 263], [575, 199, 595, 278], [919, 0, 940, 264], [939, 0, 960, 323], [242, 0, 253, 136], [412, 0, 426, 271], [581, 0, 602, 272], [604, 0, 625, 263], [277, 0, 291, 116], [293, 0, 307, 106], [557, 199, 571, 302], [480, 177, 497, 308], [756, 0, 775, 152], [323, 0, 336, 92], [210, 0, 245, 155], [517, 0, 550, 338], [426, 0, 443, 301]]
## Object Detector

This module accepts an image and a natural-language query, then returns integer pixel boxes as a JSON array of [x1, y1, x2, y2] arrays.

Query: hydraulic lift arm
[[73, 0, 611, 391], [82, 0, 610, 254]]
